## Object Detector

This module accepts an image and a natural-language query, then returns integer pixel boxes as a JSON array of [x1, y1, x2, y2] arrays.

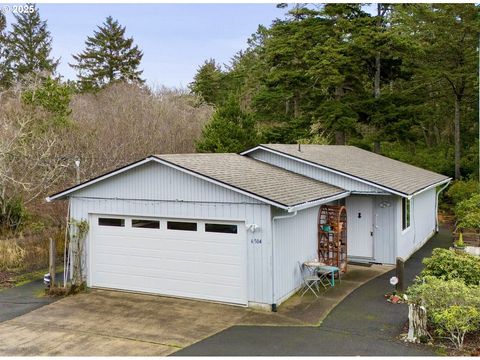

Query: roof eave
[[287, 191, 351, 213], [243, 145, 450, 198]]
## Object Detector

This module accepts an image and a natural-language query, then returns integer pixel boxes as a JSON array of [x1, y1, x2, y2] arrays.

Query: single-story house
[[47, 144, 451, 310]]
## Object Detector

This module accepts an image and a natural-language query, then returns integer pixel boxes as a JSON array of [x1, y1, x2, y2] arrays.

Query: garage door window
[[205, 223, 238, 234], [132, 219, 160, 229], [98, 218, 125, 227], [167, 221, 197, 231]]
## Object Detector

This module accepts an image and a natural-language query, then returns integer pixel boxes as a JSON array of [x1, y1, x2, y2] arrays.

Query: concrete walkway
[[0, 272, 63, 323], [174, 227, 452, 356]]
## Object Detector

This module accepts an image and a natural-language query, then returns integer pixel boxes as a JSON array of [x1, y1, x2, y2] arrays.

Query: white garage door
[[89, 215, 247, 305]]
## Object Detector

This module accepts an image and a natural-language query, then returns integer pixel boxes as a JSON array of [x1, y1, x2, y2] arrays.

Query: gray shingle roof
[[155, 153, 347, 207], [257, 144, 450, 195]]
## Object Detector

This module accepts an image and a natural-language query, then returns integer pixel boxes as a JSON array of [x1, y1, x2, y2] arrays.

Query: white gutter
[[410, 178, 452, 198], [271, 210, 298, 312], [287, 191, 350, 212], [435, 180, 451, 231]]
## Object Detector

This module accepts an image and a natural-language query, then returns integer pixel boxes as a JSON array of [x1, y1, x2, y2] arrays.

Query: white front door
[[89, 215, 247, 305], [346, 196, 374, 259]]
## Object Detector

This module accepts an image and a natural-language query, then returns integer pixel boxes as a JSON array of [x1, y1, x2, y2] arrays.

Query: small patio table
[[303, 260, 340, 286]]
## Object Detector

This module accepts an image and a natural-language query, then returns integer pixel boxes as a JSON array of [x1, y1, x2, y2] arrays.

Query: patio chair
[[298, 262, 322, 297]]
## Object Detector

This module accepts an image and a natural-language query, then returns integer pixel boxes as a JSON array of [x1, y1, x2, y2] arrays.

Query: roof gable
[[242, 144, 451, 196], [47, 154, 349, 211]]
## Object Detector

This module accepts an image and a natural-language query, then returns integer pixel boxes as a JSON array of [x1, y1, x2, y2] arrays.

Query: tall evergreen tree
[[4, 4, 58, 83], [71, 16, 144, 91], [189, 59, 224, 105], [0, 12, 8, 87]]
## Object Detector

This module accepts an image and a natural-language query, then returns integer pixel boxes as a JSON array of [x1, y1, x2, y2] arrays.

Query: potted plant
[[454, 232, 466, 251]]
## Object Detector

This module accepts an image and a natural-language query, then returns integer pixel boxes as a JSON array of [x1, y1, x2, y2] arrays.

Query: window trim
[[401, 197, 411, 233]]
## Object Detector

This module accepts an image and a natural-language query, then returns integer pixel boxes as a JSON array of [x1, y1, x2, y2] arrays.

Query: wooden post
[[49, 237, 56, 288], [396, 257, 405, 293]]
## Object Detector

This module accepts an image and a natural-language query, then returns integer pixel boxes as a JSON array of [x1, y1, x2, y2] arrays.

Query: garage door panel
[[94, 274, 244, 304], [94, 246, 243, 267], [94, 263, 243, 286], [91, 215, 247, 305], [95, 235, 241, 255], [94, 253, 243, 277]]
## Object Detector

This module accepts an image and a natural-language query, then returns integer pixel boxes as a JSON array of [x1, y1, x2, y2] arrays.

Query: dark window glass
[[167, 221, 197, 231], [98, 218, 125, 227], [402, 198, 411, 230], [132, 219, 160, 229], [205, 223, 238, 234]]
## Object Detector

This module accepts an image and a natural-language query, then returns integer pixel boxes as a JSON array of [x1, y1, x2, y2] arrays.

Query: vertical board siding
[[69, 161, 274, 305], [248, 150, 381, 193], [373, 196, 396, 264], [74, 161, 264, 205], [397, 189, 436, 259], [273, 205, 320, 303]]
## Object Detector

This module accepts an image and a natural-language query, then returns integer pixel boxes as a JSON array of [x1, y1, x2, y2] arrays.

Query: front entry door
[[346, 196, 374, 259]]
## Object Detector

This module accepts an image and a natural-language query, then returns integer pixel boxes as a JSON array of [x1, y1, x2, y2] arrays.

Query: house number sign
[[251, 238, 262, 244]]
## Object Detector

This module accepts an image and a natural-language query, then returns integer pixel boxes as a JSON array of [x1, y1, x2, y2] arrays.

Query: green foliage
[[421, 248, 480, 286], [71, 16, 144, 91], [446, 180, 480, 205], [189, 59, 225, 105], [196, 98, 259, 153], [433, 305, 480, 349], [192, 4, 478, 179], [455, 194, 480, 230], [3, 4, 58, 83], [0, 197, 28, 233], [407, 276, 480, 349], [22, 77, 73, 125]]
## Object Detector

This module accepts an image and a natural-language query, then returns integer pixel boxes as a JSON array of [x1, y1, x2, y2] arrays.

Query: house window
[[98, 218, 125, 227], [205, 223, 238, 234], [167, 221, 197, 231], [132, 219, 160, 229], [402, 198, 411, 230]]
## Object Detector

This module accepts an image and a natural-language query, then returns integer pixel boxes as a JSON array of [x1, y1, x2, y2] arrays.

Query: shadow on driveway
[[173, 226, 452, 356]]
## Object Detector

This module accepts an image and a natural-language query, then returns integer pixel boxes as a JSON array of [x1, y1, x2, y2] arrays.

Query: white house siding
[[272, 205, 320, 304], [247, 149, 382, 193], [372, 196, 396, 264], [397, 188, 436, 260], [68, 161, 274, 306]]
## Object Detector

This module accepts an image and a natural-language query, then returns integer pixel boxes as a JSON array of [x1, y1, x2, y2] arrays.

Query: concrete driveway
[[0, 289, 247, 356], [0, 263, 390, 356]]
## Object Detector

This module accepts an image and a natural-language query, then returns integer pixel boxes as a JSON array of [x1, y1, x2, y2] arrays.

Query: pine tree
[[0, 12, 9, 87], [71, 16, 144, 91], [4, 4, 58, 83], [189, 59, 224, 105]]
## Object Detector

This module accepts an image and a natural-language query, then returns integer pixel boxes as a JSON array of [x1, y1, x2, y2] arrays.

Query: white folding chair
[[298, 262, 321, 297]]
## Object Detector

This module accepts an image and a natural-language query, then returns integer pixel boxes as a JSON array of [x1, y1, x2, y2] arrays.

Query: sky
[[3, 4, 287, 88]]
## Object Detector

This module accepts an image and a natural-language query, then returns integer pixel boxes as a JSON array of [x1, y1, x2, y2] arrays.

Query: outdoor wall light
[[246, 224, 260, 232]]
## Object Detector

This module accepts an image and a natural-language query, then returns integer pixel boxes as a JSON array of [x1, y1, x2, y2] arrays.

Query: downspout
[[271, 210, 298, 312], [435, 181, 451, 232]]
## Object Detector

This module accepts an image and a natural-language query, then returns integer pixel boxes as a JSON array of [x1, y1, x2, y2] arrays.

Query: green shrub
[[455, 193, 480, 230], [407, 277, 480, 349], [446, 180, 480, 205], [433, 305, 480, 349], [421, 248, 480, 286], [0, 197, 28, 233]]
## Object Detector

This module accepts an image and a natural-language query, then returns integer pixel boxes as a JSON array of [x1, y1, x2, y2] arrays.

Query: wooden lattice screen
[[317, 205, 348, 272]]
